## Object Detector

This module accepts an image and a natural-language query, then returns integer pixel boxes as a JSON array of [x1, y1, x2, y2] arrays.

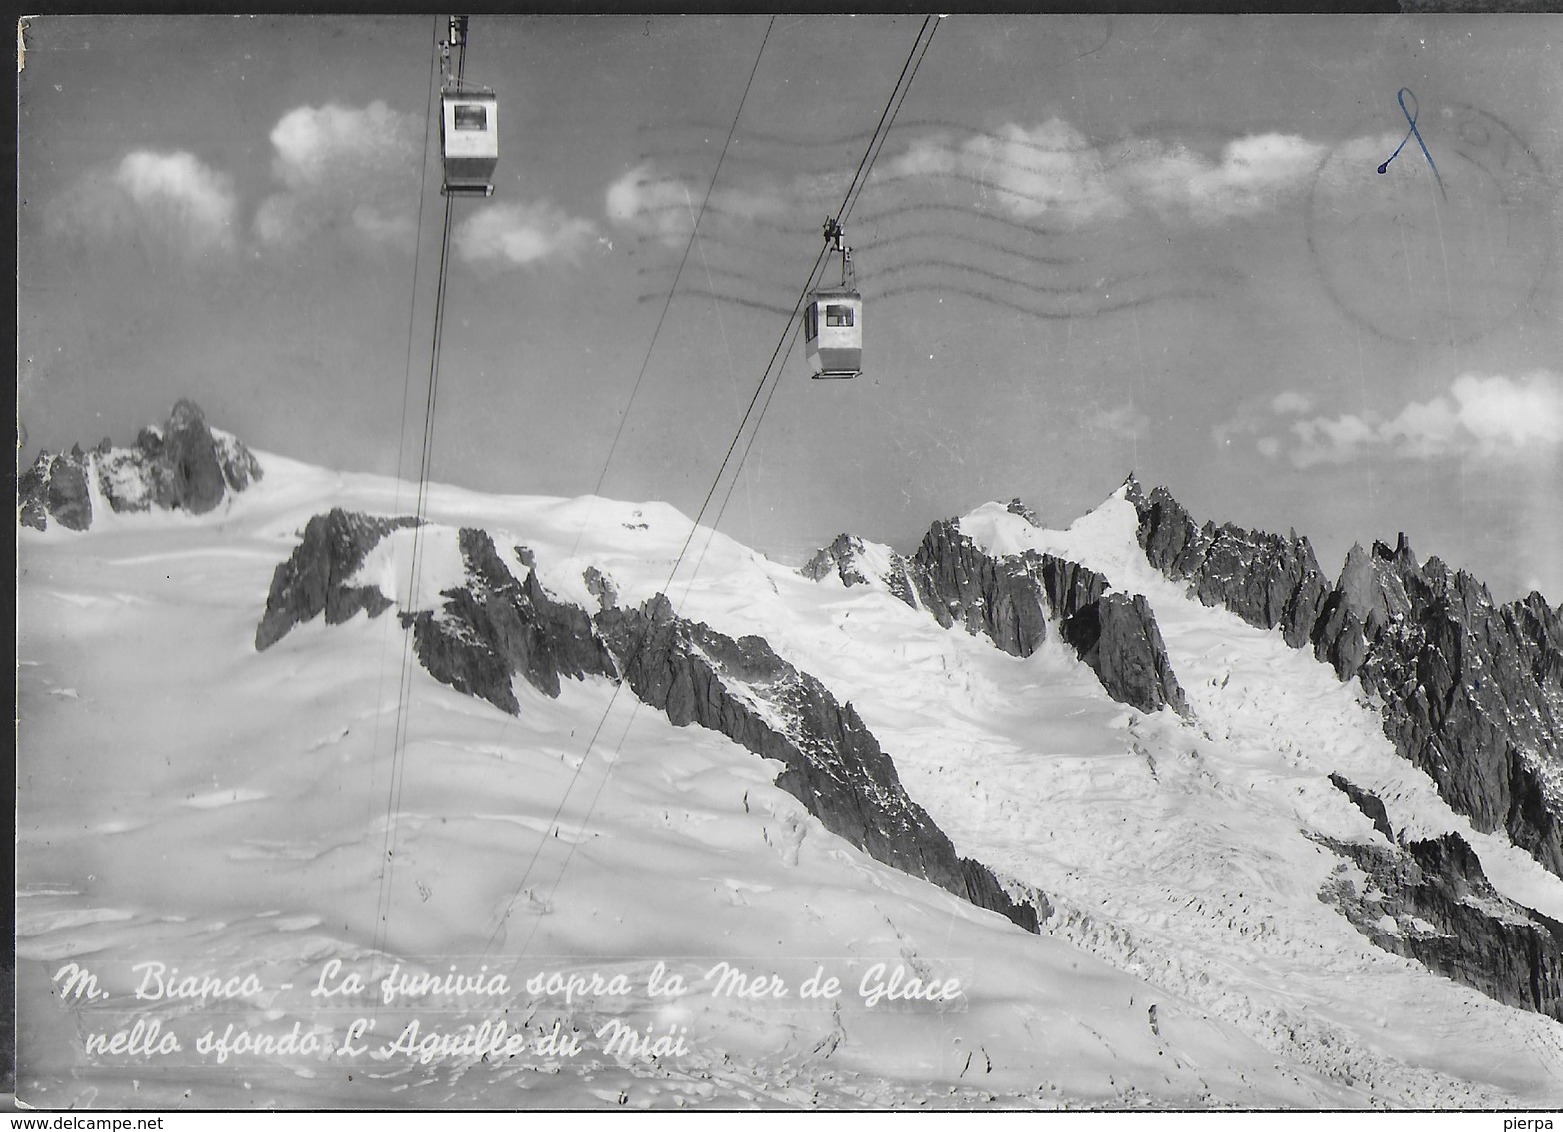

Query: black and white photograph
[[13, 12, 1563, 1113]]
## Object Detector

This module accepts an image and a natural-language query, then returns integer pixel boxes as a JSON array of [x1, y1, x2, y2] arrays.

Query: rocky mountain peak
[[18, 399, 262, 532], [1132, 480, 1563, 881]]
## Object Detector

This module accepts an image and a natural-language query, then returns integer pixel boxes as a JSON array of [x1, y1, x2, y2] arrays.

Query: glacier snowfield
[[16, 453, 1563, 1109]]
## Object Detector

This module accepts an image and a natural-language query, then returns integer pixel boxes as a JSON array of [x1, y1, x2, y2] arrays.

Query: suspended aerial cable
[[365, 12, 438, 876], [709, 14, 942, 542], [374, 13, 495, 968], [837, 14, 940, 227], [832, 14, 934, 229], [568, 15, 777, 562], [483, 14, 945, 963], [477, 15, 785, 959]]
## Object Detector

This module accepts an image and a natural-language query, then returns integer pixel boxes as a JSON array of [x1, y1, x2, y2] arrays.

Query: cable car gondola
[[438, 18, 498, 197], [805, 219, 862, 380]]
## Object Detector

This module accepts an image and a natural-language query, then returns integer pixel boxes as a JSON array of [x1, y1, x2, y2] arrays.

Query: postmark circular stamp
[[1305, 100, 1554, 348]]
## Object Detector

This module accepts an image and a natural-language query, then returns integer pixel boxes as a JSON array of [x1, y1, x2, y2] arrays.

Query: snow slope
[[15, 456, 1563, 1109]]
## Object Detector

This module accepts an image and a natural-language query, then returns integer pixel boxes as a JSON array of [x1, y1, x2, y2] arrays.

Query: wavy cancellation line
[[636, 242, 1231, 310], [864, 257, 1237, 300], [636, 113, 978, 152], [620, 197, 1082, 249], [640, 118, 1189, 184], [634, 234, 1096, 289], [642, 280, 1216, 323]]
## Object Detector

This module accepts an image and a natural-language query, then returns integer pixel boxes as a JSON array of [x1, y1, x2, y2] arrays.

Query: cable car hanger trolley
[[439, 16, 498, 197], [804, 218, 863, 380]]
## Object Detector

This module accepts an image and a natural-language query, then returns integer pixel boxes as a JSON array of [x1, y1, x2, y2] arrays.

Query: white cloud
[[49, 150, 237, 256], [1444, 373, 1563, 452], [113, 152, 237, 245], [607, 163, 699, 245], [1290, 412, 1380, 468], [1094, 403, 1150, 441], [454, 200, 598, 268], [966, 119, 1123, 221], [880, 120, 1326, 227], [1177, 134, 1327, 219], [605, 161, 785, 246], [1270, 391, 1314, 415], [254, 101, 422, 248], [1288, 371, 1563, 468], [881, 134, 960, 179]]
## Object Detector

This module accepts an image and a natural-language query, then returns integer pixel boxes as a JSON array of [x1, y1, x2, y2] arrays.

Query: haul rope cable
[[373, 15, 469, 970], [701, 14, 941, 563], [453, 14, 777, 953], [366, 16, 439, 955], [483, 14, 943, 963], [374, 13, 777, 965], [566, 14, 776, 562]]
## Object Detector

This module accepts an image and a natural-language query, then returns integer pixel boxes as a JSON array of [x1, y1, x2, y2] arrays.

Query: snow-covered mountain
[[15, 407, 1563, 1110]]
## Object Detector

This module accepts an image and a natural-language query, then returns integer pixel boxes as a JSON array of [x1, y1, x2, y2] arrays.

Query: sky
[[16, 14, 1563, 600]]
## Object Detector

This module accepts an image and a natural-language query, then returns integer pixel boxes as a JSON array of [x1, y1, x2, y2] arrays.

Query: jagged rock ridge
[[251, 493, 1563, 1026], [597, 595, 1048, 934], [801, 533, 921, 608], [1322, 778, 1563, 1020], [256, 511, 1051, 939], [18, 400, 262, 532], [400, 530, 618, 715], [1127, 479, 1563, 881], [255, 509, 422, 651], [807, 519, 1191, 717]]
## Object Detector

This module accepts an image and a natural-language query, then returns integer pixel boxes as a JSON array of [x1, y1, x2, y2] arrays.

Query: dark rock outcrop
[[1134, 482, 1329, 649], [1315, 538, 1563, 877], [133, 399, 242, 513], [254, 509, 420, 650], [402, 529, 617, 714], [18, 453, 51, 531], [253, 518, 1053, 938], [1320, 831, 1563, 1020], [595, 594, 1048, 934], [903, 519, 1189, 716], [909, 520, 1051, 660], [583, 565, 618, 611], [17, 400, 263, 531], [1006, 497, 1043, 527], [802, 533, 921, 608], [1131, 482, 1563, 880], [48, 455, 93, 530], [803, 534, 873, 587], [1328, 774, 1394, 842]]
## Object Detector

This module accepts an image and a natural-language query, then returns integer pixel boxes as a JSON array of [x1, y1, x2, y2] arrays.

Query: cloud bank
[[1285, 371, 1563, 467], [254, 101, 422, 249], [606, 162, 785, 246], [881, 119, 1328, 226], [455, 200, 598, 268], [49, 150, 237, 256]]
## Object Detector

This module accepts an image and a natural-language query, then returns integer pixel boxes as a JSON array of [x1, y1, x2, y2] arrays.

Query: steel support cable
[[472, 17, 782, 952], [829, 14, 933, 231], [482, 241, 831, 964], [367, 15, 439, 854], [567, 15, 777, 562], [488, 238, 834, 964], [485, 17, 944, 962], [703, 16, 942, 554], [374, 19, 467, 968], [374, 190, 457, 968], [477, 12, 776, 820]]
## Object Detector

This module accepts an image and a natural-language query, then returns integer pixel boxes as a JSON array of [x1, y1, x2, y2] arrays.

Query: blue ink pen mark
[[1377, 87, 1447, 199]]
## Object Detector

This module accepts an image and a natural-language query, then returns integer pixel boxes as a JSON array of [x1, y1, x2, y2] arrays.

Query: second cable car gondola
[[440, 87, 498, 196], [805, 219, 862, 380], [438, 18, 498, 197]]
